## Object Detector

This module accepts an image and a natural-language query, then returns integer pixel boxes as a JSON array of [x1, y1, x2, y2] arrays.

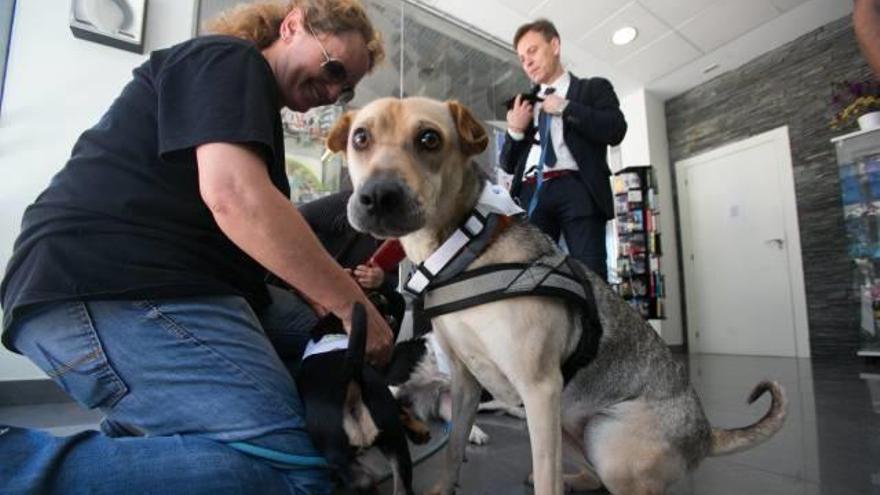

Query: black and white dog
[[384, 332, 525, 446], [296, 303, 427, 495]]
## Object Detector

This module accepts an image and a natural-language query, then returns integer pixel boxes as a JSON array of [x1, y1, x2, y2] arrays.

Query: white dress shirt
[[509, 72, 578, 178]]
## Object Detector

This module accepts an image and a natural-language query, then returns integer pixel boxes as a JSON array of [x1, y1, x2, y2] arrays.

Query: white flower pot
[[858, 111, 880, 131]]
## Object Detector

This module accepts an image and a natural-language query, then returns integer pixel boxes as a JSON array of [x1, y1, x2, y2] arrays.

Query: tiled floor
[[2, 354, 879, 494]]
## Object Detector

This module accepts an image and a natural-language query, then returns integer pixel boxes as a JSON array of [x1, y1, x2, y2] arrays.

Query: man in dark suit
[[500, 19, 627, 281]]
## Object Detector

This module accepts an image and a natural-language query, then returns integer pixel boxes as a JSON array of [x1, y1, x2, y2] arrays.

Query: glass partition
[[195, 0, 528, 201]]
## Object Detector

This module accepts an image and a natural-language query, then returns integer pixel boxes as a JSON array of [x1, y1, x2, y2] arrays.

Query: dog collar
[[404, 182, 524, 296], [302, 334, 349, 360]]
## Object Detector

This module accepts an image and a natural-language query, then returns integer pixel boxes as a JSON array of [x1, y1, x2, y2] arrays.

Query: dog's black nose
[[358, 179, 405, 216]]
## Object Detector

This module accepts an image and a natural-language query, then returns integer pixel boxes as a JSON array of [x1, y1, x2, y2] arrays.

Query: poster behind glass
[[194, 0, 527, 203], [194, 0, 344, 204]]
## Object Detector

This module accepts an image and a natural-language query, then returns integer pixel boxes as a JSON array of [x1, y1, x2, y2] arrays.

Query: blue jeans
[[1, 286, 336, 494]]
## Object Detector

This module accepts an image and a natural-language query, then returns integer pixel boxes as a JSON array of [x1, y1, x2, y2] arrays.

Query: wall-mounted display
[[833, 127, 880, 357], [612, 166, 664, 320]]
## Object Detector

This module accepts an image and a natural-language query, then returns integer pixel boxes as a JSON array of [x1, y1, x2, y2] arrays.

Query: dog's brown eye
[[417, 130, 442, 151], [352, 128, 370, 150]]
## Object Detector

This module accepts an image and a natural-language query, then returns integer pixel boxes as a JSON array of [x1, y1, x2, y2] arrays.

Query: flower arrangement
[[831, 79, 880, 129]]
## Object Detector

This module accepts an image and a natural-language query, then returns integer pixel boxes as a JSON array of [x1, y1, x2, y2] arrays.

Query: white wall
[[618, 89, 683, 346], [619, 90, 649, 167], [0, 0, 196, 381]]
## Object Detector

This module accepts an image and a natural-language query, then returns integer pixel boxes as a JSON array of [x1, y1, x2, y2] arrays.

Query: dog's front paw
[[527, 471, 602, 492], [468, 425, 489, 445], [505, 406, 526, 419]]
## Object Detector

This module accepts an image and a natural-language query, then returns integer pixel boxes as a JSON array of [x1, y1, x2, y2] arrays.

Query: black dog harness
[[405, 207, 603, 384]]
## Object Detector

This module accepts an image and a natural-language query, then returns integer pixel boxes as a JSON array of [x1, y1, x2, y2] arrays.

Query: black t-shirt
[[1, 35, 288, 351]]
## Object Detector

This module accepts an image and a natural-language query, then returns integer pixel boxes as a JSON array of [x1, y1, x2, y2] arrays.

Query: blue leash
[[228, 442, 330, 468]]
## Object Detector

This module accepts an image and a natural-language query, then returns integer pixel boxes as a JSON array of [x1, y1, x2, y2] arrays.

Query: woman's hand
[[195, 143, 393, 365], [340, 299, 393, 365], [353, 263, 385, 289]]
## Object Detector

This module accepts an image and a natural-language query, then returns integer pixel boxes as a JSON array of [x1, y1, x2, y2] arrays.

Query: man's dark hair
[[513, 18, 560, 50]]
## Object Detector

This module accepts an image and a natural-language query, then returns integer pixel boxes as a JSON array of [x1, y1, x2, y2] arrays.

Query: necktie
[[528, 87, 557, 217], [540, 87, 557, 168]]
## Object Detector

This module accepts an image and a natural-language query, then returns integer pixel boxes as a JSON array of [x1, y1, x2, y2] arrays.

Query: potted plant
[[831, 79, 880, 131]]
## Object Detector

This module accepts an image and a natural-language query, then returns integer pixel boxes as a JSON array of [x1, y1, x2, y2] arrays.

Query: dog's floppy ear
[[326, 111, 355, 154], [447, 100, 488, 156]]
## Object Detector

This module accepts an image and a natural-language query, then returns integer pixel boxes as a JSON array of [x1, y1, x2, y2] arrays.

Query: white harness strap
[[404, 182, 524, 296], [302, 334, 349, 360], [405, 215, 485, 295]]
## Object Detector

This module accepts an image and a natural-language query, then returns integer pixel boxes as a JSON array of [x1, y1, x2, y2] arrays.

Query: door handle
[[765, 238, 785, 249]]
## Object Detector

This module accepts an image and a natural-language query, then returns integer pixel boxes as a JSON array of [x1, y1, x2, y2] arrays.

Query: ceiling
[[415, 0, 854, 100]]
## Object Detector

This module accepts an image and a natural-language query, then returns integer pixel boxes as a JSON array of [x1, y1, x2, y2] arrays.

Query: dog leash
[[227, 442, 330, 469]]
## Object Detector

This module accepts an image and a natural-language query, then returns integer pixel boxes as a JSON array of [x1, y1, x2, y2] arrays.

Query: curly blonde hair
[[205, 0, 385, 70]]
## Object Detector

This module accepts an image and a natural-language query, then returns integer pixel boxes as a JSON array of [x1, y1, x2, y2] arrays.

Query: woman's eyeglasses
[[305, 20, 355, 105]]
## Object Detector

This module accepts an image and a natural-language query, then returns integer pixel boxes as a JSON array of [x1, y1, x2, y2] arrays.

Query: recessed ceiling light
[[703, 63, 720, 74], [612, 26, 638, 46]]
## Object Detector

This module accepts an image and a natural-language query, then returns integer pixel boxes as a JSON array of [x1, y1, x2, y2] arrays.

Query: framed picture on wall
[[0, 0, 15, 115], [69, 0, 148, 54]]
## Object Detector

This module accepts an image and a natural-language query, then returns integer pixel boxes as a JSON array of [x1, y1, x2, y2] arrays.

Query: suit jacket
[[499, 73, 627, 220]]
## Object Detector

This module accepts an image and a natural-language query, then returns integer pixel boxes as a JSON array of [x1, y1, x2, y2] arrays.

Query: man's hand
[[353, 263, 385, 289], [542, 94, 567, 115], [506, 94, 533, 133]]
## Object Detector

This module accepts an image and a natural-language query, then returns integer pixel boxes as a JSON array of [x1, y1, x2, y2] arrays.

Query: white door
[[676, 127, 810, 357]]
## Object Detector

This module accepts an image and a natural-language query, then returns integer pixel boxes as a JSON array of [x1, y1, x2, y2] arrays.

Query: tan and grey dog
[[326, 97, 787, 495]]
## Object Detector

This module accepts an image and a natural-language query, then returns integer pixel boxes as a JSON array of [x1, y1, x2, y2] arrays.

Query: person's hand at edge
[[354, 263, 385, 289]]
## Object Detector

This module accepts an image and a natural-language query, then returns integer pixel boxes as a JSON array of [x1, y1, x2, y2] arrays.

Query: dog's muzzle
[[357, 178, 408, 216], [348, 173, 424, 237]]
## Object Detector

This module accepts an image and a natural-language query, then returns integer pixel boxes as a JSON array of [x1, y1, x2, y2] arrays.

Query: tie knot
[[544, 87, 556, 96]]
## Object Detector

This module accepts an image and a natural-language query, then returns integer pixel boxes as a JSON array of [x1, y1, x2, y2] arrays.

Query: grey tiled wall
[[665, 16, 873, 360]]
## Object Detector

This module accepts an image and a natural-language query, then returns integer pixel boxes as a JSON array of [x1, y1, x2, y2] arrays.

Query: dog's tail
[[709, 380, 787, 457], [344, 302, 368, 382]]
